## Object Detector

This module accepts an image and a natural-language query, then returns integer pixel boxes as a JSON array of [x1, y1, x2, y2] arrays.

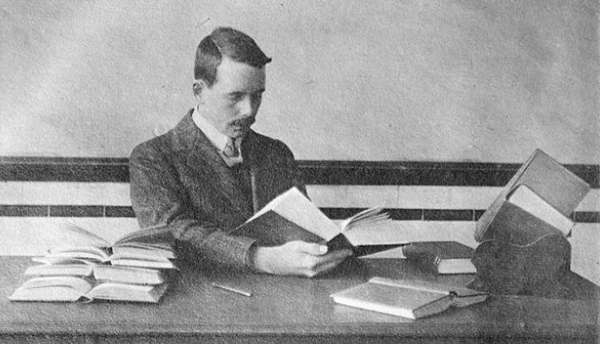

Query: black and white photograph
[[0, 1, 598, 343]]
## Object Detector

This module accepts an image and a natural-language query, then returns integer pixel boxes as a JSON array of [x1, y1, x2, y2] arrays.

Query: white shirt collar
[[192, 107, 228, 150], [192, 107, 244, 163]]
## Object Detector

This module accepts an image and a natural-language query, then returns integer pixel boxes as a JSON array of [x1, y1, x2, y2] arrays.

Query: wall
[[1, 0, 598, 163]]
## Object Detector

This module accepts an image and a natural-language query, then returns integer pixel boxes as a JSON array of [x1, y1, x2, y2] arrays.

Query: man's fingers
[[286, 241, 328, 255], [286, 241, 354, 259]]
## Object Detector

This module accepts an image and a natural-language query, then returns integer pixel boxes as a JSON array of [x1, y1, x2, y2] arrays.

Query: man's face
[[196, 57, 266, 138]]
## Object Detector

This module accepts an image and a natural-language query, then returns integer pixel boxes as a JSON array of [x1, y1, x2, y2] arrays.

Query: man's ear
[[192, 80, 206, 101]]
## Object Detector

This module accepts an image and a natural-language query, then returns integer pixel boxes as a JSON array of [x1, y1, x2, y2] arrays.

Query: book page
[[248, 187, 341, 241], [114, 224, 174, 246], [343, 222, 409, 246], [17, 276, 93, 294], [46, 246, 110, 262], [371, 277, 486, 299], [57, 222, 111, 247], [87, 282, 166, 303], [369, 277, 449, 295], [111, 245, 175, 259], [24, 264, 94, 277], [339, 207, 391, 232], [508, 185, 574, 235]]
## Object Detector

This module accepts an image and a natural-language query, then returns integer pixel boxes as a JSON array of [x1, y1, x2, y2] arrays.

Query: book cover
[[476, 149, 590, 242], [231, 187, 406, 256], [330, 277, 488, 319], [402, 241, 476, 274]]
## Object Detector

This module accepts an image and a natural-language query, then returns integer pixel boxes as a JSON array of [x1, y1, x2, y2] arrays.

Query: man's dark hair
[[194, 27, 272, 86]]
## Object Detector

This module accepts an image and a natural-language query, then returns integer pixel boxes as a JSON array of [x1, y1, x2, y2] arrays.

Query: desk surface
[[0, 256, 598, 344]]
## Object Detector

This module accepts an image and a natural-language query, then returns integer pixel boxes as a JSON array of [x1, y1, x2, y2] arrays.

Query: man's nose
[[238, 96, 253, 116], [238, 95, 260, 117]]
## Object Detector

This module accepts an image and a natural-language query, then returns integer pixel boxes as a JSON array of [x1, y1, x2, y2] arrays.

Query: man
[[129, 27, 352, 277]]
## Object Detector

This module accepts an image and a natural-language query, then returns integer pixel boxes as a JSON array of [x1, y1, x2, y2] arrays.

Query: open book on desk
[[231, 187, 406, 256], [9, 276, 168, 303], [24, 263, 170, 285], [10, 223, 176, 304], [330, 277, 488, 319], [38, 222, 177, 269]]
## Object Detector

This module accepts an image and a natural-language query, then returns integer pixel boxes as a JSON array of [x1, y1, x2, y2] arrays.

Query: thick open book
[[402, 241, 476, 274], [476, 149, 589, 241], [330, 277, 488, 319], [39, 222, 177, 269], [483, 185, 575, 246], [9, 276, 168, 303], [24, 263, 168, 285], [231, 187, 406, 256]]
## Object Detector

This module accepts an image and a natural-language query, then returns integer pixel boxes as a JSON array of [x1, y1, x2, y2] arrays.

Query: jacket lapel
[[175, 113, 254, 219]]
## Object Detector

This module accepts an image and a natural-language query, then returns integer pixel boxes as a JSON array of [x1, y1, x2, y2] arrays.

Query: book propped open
[[506, 185, 574, 236], [9, 276, 168, 303], [330, 277, 488, 319], [231, 187, 406, 256], [476, 149, 589, 241], [40, 222, 177, 269], [477, 185, 576, 247]]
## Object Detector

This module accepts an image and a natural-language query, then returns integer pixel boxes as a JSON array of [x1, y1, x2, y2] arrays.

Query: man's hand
[[251, 241, 353, 278]]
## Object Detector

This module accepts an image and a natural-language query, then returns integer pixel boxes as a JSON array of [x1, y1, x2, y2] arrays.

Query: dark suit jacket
[[129, 110, 305, 269]]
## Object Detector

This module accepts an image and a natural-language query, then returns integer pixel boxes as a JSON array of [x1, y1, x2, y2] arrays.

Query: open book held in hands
[[39, 222, 177, 269], [231, 187, 406, 256], [330, 277, 488, 319]]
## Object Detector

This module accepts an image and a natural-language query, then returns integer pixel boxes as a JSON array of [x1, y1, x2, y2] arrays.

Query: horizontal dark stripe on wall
[[0, 205, 48, 217], [0, 157, 598, 187], [1, 205, 598, 223]]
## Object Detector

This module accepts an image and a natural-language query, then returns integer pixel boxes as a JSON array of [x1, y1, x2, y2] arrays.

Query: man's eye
[[228, 94, 244, 102]]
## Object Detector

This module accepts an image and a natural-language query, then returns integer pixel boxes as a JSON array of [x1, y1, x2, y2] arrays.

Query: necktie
[[223, 137, 240, 158]]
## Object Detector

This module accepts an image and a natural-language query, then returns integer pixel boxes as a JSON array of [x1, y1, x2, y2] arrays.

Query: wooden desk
[[0, 256, 598, 344]]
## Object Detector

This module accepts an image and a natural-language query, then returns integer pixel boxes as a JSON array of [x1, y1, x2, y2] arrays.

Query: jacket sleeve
[[129, 142, 256, 270]]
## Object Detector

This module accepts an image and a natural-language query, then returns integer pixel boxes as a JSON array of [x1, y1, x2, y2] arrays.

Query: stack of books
[[9, 223, 177, 303]]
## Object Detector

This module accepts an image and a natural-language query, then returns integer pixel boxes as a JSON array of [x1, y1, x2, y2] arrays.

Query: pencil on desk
[[212, 283, 252, 297]]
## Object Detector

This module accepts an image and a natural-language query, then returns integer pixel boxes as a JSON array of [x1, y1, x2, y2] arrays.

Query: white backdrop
[[0, 0, 598, 163]]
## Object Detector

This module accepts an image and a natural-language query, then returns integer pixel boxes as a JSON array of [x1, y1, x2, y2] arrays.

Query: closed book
[[231, 187, 406, 256], [330, 277, 488, 319], [403, 241, 476, 274]]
